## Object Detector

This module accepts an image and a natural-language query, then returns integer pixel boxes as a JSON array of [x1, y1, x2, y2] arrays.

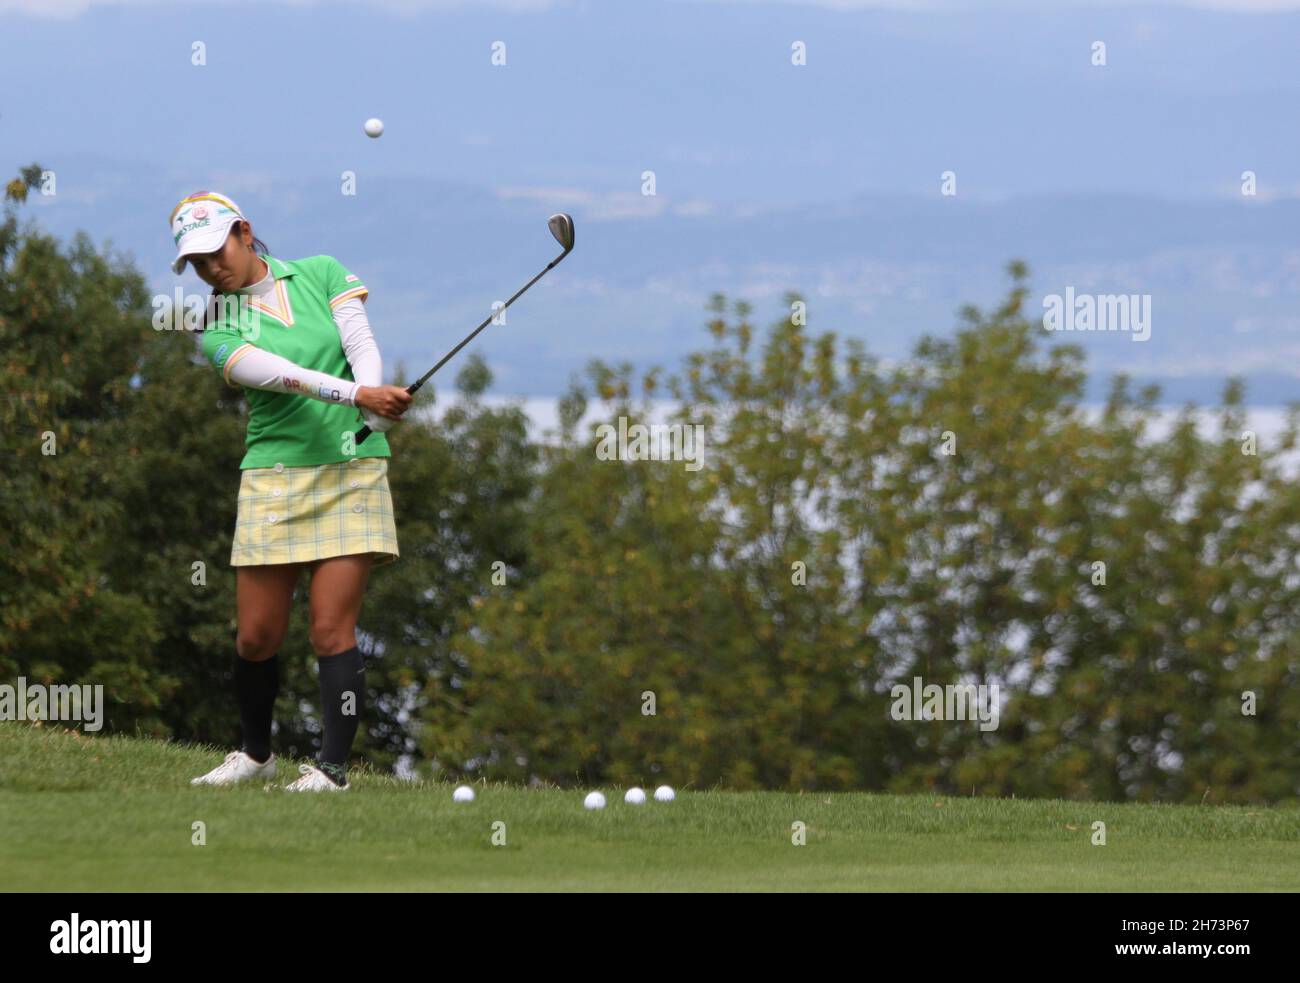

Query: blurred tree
[[1, 162, 247, 737], [337, 354, 537, 774], [434, 264, 1300, 804]]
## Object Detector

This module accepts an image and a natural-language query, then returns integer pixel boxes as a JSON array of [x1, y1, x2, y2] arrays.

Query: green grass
[[2, 722, 1297, 892]]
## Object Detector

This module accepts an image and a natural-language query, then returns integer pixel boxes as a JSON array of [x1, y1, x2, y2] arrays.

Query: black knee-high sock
[[234, 653, 279, 763], [318, 646, 364, 779]]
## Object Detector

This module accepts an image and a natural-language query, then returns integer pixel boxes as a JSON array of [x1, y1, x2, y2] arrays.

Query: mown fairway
[[2, 724, 1296, 892]]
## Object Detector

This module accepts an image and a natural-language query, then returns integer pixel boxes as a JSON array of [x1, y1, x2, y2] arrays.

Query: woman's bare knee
[[234, 563, 301, 661], [308, 620, 355, 657], [236, 626, 284, 661]]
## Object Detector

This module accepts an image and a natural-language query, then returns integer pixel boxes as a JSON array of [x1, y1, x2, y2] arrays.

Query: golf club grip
[[353, 381, 418, 448]]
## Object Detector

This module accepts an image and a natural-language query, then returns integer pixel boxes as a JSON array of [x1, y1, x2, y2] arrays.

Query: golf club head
[[548, 212, 575, 253]]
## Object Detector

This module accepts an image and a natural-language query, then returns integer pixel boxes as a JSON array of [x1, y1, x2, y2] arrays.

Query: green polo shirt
[[200, 254, 391, 469]]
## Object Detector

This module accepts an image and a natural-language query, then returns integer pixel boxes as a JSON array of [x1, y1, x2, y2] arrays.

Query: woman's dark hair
[[200, 220, 270, 331], [247, 222, 270, 258]]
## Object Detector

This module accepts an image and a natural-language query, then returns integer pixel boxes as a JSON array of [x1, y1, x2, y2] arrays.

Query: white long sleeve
[[333, 296, 396, 432], [226, 346, 361, 406], [335, 296, 381, 386]]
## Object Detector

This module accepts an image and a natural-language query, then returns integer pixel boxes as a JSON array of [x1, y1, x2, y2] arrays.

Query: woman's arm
[[225, 344, 362, 406], [335, 297, 381, 384], [333, 296, 396, 432]]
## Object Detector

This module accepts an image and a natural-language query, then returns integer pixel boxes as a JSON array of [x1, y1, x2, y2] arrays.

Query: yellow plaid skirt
[[231, 458, 399, 567]]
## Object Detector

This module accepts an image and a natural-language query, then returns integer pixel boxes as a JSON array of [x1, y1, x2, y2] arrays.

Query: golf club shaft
[[353, 247, 570, 446]]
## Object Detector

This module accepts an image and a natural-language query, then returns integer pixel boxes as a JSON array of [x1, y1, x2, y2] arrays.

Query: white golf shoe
[[190, 750, 276, 786], [284, 763, 349, 792]]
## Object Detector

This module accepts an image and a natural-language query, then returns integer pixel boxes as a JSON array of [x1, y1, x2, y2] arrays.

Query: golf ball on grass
[[654, 785, 676, 802], [624, 787, 647, 805], [584, 791, 606, 810], [452, 785, 475, 803]]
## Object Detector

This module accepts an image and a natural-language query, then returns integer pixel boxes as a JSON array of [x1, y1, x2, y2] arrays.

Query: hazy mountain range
[[20, 160, 1299, 405]]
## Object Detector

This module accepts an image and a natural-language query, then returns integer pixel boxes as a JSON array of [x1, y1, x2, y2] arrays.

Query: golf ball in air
[[364, 118, 384, 138], [625, 787, 647, 805], [452, 785, 475, 803], [584, 791, 606, 810], [654, 785, 676, 802]]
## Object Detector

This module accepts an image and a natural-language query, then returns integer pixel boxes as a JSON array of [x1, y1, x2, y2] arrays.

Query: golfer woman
[[172, 191, 412, 792]]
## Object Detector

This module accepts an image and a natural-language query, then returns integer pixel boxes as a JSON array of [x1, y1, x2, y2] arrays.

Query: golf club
[[352, 213, 575, 445]]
